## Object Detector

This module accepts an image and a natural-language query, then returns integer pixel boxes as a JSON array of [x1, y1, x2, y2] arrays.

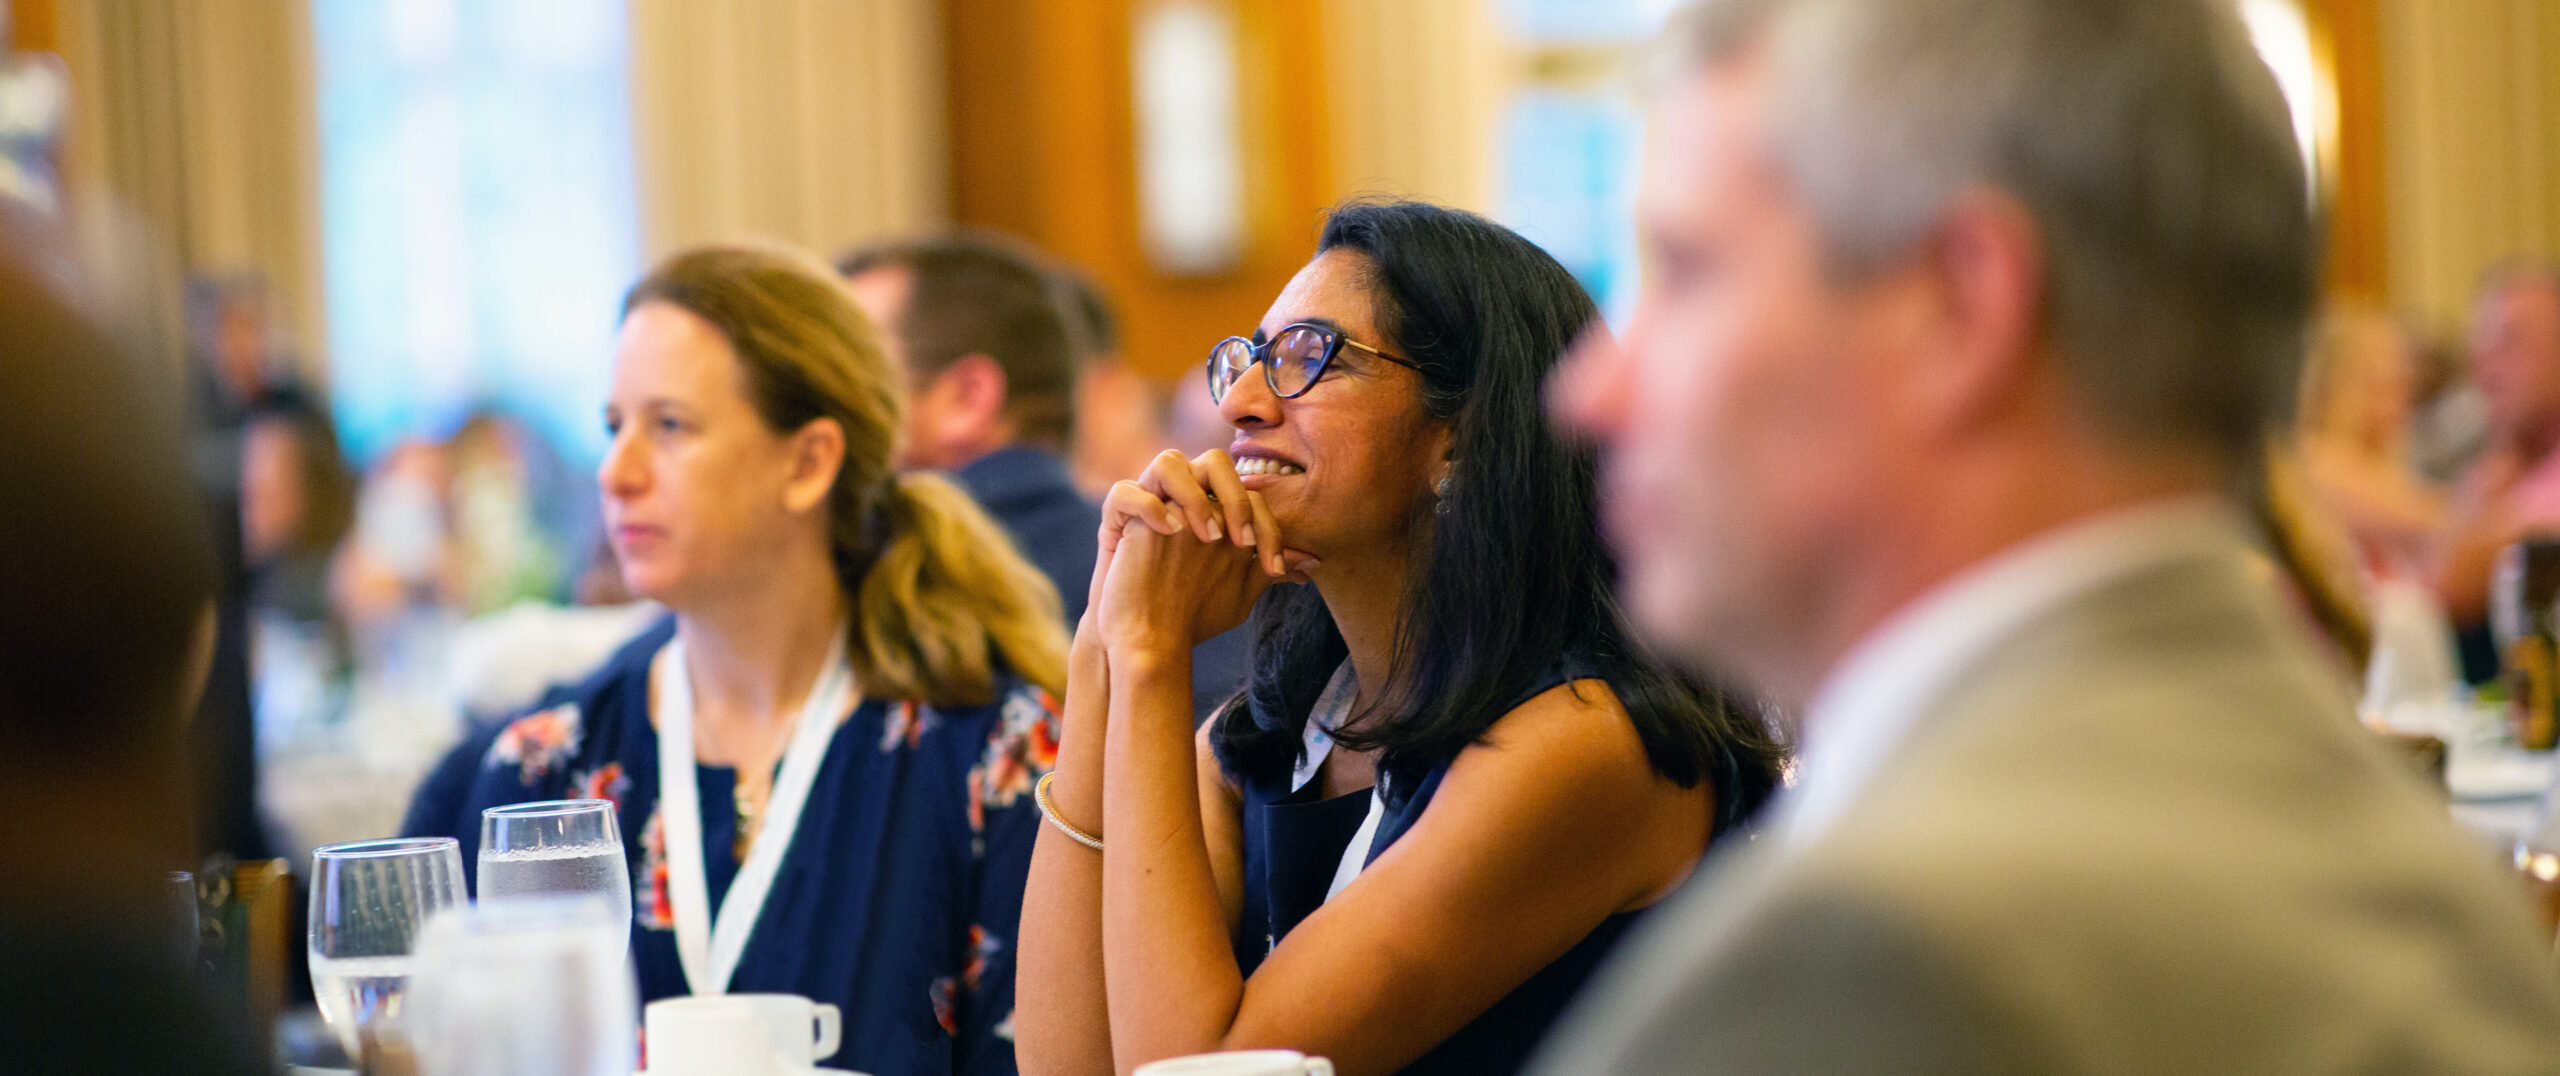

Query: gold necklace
[[732, 773, 767, 861]]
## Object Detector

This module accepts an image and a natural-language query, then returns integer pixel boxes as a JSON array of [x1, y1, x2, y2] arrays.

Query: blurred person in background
[[330, 437, 458, 641], [2432, 262, 2560, 682], [1055, 267, 1171, 499], [184, 276, 293, 862], [2296, 308, 2446, 570], [1533, 1, 2560, 1072], [444, 410, 577, 616], [0, 235, 269, 1075], [839, 234, 1098, 628], [1055, 266, 1251, 722], [434, 410, 659, 726], [1165, 352, 1240, 458], [239, 398, 358, 752], [404, 245, 1065, 1076], [2412, 330, 2491, 486], [1016, 200, 1783, 1075], [2282, 309, 2462, 722]]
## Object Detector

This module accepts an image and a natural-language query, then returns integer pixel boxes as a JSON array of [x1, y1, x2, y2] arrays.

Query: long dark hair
[[1211, 201, 1784, 836]]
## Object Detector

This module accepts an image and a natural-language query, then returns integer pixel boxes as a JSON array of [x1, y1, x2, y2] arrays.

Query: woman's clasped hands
[[1087, 448, 1317, 656]]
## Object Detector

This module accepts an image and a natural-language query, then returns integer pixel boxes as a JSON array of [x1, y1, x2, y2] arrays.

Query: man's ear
[[784, 415, 847, 514], [1914, 189, 2045, 430], [941, 354, 1011, 430]]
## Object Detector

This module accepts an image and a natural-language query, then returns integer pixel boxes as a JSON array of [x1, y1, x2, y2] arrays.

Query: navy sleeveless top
[[1225, 654, 1641, 1076]]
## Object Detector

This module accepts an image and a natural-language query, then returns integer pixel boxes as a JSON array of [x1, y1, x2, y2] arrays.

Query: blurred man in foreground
[[839, 235, 1097, 626], [2432, 263, 2560, 680], [1535, 1, 2560, 1071], [0, 238, 270, 1073]]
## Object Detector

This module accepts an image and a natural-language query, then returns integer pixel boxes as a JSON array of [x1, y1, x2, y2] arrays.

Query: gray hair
[[1659, 0, 2315, 471]]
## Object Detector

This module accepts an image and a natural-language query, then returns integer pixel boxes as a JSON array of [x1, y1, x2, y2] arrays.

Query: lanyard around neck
[[1292, 662, 1386, 902], [654, 628, 856, 995]]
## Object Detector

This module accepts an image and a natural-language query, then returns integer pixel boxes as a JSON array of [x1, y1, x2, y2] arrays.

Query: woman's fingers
[[1140, 448, 1225, 544], [1245, 489, 1286, 577], [1277, 549, 1322, 585], [1191, 450, 1257, 549], [1103, 479, 1186, 542]]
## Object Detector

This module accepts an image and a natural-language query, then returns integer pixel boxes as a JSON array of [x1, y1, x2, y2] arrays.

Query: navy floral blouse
[[402, 621, 1055, 1076]]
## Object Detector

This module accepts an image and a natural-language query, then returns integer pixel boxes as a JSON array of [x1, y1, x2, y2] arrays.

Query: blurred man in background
[[1051, 266, 1249, 719], [1535, 0, 2560, 1071], [839, 234, 1097, 626], [1055, 267, 1172, 499], [0, 232, 270, 1074], [2431, 263, 2560, 681]]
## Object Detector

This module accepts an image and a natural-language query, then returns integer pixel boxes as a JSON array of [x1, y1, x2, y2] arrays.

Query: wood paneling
[[9, 0, 61, 51], [2309, 0, 2389, 304], [944, 0, 1337, 381]]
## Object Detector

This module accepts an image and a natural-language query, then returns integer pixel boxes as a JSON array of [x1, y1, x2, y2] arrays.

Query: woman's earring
[[1435, 475, 1452, 516]]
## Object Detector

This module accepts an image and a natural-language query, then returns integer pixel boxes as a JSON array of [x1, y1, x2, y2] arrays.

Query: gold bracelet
[[1034, 771, 1104, 851]]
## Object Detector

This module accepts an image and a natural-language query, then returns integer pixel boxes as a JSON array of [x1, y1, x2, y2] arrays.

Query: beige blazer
[[1532, 547, 2560, 1074]]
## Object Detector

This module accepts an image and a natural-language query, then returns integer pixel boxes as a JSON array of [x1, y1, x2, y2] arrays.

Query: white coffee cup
[[1134, 1049, 1335, 1076], [727, 993, 843, 1065], [645, 997, 786, 1076]]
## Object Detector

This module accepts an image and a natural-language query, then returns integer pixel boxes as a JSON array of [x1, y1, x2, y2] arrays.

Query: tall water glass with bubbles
[[478, 800, 634, 958], [308, 837, 469, 1058]]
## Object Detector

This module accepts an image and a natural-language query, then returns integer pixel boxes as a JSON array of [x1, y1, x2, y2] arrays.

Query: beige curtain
[[51, 0, 325, 381], [2382, 0, 2560, 332], [1320, 0, 1501, 212], [628, 0, 949, 262]]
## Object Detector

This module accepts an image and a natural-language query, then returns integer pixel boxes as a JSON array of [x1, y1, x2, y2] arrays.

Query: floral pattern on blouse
[[930, 921, 1008, 1037], [965, 689, 1062, 841], [404, 624, 1046, 1076], [486, 703, 583, 785], [961, 924, 1000, 992], [930, 975, 959, 1038], [569, 761, 628, 808], [635, 806, 675, 931], [880, 699, 937, 753]]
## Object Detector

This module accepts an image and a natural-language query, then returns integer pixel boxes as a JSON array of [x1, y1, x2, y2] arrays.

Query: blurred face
[[2329, 318, 2417, 449], [1551, 60, 1908, 678], [1219, 249, 1452, 560], [239, 419, 306, 564], [2473, 278, 2560, 449], [600, 303, 836, 606], [844, 263, 949, 469]]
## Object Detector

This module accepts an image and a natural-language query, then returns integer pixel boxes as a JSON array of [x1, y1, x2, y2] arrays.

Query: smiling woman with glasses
[[1015, 200, 1785, 1075], [1207, 321, 1429, 402]]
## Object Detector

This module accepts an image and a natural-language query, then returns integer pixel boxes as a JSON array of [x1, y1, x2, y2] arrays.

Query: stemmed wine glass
[[308, 837, 468, 1059]]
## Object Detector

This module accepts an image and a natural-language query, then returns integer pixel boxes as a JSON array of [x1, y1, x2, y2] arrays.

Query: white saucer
[[636, 1069, 864, 1076], [637, 1069, 862, 1075]]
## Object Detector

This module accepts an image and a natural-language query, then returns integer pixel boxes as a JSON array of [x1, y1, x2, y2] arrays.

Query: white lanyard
[[1290, 663, 1385, 903], [654, 629, 856, 996]]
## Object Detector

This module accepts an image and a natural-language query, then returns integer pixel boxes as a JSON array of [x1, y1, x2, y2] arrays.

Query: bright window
[[1489, 0, 1669, 324], [313, 0, 638, 466]]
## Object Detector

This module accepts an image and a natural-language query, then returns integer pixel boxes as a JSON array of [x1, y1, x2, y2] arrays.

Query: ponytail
[[623, 244, 1069, 708], [849, 472, 1068, 705]]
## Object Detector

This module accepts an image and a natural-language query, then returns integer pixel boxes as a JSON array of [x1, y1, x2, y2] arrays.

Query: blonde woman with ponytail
[[403, 245, 1066, 1076]]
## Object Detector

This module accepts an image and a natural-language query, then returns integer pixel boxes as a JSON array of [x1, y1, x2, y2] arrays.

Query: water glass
[[478, 800, 633, 954], [309, 837, 468, 1059], [408, 895, 638, 1076]]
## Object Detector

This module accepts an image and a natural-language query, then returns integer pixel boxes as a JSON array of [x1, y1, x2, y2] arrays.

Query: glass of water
[[479, 800, 633, 956], [308, 837, 468, 1059], [408, 895, 638, 1076]]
